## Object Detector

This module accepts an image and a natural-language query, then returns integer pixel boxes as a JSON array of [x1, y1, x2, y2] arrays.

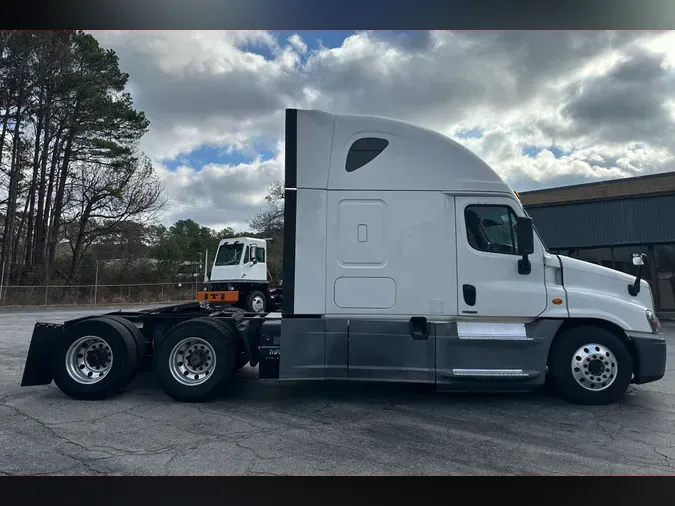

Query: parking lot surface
[[0, 306, 674, 475]]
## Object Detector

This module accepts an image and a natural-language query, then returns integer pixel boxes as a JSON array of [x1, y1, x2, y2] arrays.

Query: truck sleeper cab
[[19, 108, 666, 406]]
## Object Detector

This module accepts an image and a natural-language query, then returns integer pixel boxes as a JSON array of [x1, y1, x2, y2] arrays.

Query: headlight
[[646, 309, 661, 334]]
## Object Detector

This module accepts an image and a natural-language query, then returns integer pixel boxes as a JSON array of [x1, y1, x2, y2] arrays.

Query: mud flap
[[20, 322, 63, 386]]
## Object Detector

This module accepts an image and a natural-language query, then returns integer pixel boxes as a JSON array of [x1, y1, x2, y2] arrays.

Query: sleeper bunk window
[[345, 138, 389, 172]]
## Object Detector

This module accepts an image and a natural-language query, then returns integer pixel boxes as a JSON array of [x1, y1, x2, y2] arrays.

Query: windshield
[[214, 243, 244, 266]]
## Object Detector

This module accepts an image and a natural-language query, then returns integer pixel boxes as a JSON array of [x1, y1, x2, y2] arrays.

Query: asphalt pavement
[[0, 305, 674, 475]]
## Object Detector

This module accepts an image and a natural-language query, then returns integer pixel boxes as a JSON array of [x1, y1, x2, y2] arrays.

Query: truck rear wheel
[[207, 316, 248, 374], [101, 316, 147, 380], [52, 318, 139, 401], [154, 317, 237, 402], [548, 325, 633, 405], [246, 290, 267, 313]]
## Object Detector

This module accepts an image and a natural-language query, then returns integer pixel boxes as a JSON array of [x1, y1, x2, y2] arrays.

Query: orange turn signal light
[[552, 298, 563, 305]]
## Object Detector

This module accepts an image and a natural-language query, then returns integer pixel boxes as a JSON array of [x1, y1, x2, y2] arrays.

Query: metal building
[[519, 172, 675, 316]]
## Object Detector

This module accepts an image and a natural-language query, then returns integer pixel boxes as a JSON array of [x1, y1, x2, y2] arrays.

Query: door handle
[[409, 317, 429, 340], [463, 284, 476, 306]]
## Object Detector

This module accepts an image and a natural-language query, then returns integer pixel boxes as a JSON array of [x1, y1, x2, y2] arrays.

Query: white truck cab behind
[[210, 237, 268, 283], [200, 237, 270, 312]]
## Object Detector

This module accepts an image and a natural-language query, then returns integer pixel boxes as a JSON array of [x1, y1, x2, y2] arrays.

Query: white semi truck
[[20, 108, 666, 405], [199, 236, 273, 313]]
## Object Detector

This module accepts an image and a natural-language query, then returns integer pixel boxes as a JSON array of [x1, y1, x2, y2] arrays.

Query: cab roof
[[218, 237, 266, 246], [286, 108, 514, 195]]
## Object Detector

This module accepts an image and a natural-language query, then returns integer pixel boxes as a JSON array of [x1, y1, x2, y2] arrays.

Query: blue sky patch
[[291, 31, 356, 51], [235, 32, 356, 61], [522, 145, 569, 159], [456, 128, 484, 139], [163, 144, 275, 171], [522, 146, 542, 158], [237, 31, 356, 60], [236, 39, 278, 60]]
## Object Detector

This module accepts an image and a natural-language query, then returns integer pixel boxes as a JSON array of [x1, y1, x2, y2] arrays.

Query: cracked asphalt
[[0, 306, 674, 475]]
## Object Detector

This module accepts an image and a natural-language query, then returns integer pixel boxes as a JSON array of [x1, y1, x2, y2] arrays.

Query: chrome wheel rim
[[251, 295, 265, 312], [169, 337, 216, 386], [571, 343, 617, 391], [65, 336, 113, 384]]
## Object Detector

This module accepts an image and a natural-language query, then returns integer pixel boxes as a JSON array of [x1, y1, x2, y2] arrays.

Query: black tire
[[101, 316, 146, 381], [548, 325, 633, 405], [209, 316, 248, 375], [52, 318, 139, 401], [154, 317, 237, 402], [246, 290, 267, 313]]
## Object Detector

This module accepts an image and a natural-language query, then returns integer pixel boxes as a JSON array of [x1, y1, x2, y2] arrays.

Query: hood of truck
[[557, 254, 655, 333], [210, 265, 245, 282]]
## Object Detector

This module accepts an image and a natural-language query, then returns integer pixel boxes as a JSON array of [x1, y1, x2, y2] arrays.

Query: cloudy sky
[[91, 30, 675, 232]]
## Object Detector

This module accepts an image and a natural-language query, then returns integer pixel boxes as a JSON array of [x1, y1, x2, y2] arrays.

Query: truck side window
[[345, 138, 389, 172], [243, 246, 265, 263], [465, 205, 519, 255]]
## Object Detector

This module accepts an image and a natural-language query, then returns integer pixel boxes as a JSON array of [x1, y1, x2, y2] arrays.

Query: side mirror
[[515, 216, 534, 275], [516, 216, 534, 255], [632, 253, 646, 266], [628, 253, 647, 296], [249, 245, 258, 265]]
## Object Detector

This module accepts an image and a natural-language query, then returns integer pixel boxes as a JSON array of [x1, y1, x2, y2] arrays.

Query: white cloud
[[288, 33, 307, 55], [91, 30, 675, 231], [155, 140, 285, 231]]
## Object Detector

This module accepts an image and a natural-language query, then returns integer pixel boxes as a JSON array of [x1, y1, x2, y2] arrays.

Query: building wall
[[519, 172, 675, 207], [522, 194, 675, 313], [524, 194, 675, 250]]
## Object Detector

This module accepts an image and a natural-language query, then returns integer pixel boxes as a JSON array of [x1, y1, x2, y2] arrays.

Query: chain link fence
[[0, 281, 201, 307], [0, 254, 209, 307]]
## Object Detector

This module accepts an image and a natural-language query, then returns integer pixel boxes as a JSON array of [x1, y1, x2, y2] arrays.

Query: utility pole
[[195, 252, 202, 299], [94, 261, 99, 305]]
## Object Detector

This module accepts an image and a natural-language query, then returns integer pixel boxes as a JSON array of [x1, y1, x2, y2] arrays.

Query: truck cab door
[[241, 245, 267, 282], [455, 196, 548, 318]]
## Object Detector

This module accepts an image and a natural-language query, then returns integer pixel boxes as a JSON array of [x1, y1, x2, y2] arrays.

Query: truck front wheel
[[246, 290, 267, 313], [548, 325, 633, 405], [154, 317, 237, 402]]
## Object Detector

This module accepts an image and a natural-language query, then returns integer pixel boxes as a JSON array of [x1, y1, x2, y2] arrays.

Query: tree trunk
[[36, 120, 63, 283], [0, 87, 12, 175], [24, 85, 46, 273], [13, 193, 30, 281], [46, 126, 76, 281], [1, 83, 26, 286]]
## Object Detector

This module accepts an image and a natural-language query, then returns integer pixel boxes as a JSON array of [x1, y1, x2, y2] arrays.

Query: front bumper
[[630, 335, 667, 384], [197, 290, 239, 304]]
